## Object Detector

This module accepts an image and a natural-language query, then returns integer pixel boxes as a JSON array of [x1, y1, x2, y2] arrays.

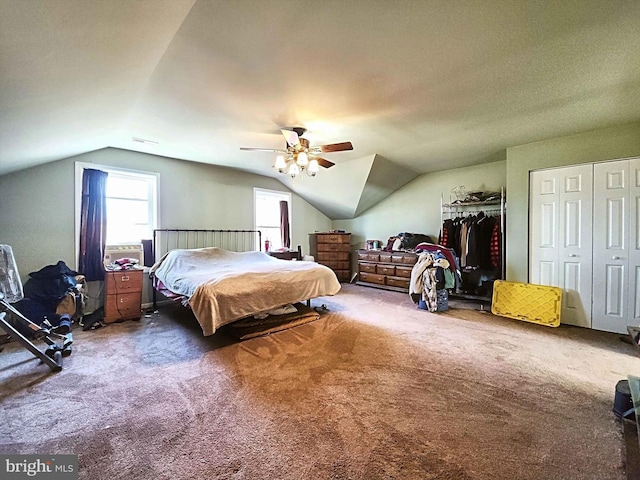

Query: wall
[[5, 121, 640, 310], [334, 159, 507, 263], [0, 147, 332, 305], [506, 121, 640, 282]]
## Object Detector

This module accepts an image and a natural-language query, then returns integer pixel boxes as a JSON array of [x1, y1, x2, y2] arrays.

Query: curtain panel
[[78, 168, 108, 281], [279, 200, 290, 249]]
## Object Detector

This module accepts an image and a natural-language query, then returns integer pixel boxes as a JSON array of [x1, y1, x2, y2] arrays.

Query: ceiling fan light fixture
[[274, 154, 287, 171], [308, 159, 319, 174], [289, 162, 300, 178], [296, 151, 308, 166], [241, 126, 350, 180]]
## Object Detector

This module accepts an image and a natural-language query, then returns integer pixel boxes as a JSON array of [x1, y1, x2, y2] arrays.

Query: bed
[[150, 229, 341, 336]]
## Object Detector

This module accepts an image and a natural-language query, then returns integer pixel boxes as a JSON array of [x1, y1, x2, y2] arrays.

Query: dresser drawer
[[386, 276, 410, 289], [321, 260, 350, 270], [317, 252, 350, 262], [316, 234, 350, 244], [359, 272, 385, 285], [391, 254, 417, 265], [359, 262, 377, 274], [379, 253, 393, 262], [317, 243, 351, 252], [358, 252, 380, 262], [376, 264, 395, 276], [395, 265, 413, 278], [334, 270, 351, 282]]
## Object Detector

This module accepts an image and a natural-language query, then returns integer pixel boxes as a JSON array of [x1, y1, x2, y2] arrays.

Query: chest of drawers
[[309, 233, 351, 282]]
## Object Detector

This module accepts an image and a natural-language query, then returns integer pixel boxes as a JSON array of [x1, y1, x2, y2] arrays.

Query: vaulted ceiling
[[2, 0, 640, 218]]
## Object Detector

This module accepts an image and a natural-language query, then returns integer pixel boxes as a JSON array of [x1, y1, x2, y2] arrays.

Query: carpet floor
[[1, 284, 639, 479]]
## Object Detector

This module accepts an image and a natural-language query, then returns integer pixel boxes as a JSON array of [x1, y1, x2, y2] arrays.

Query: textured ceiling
[[1, 0, 640, 218]]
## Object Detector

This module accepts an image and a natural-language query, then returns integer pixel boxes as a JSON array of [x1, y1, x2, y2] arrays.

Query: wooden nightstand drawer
[[104, 292, 141, 322], [106, 270, 143, 295], [376, 264, 395, 276]]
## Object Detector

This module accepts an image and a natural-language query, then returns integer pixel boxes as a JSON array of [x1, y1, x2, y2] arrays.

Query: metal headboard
[[151, 228, 263, 310], [152, 228, 262, 262]]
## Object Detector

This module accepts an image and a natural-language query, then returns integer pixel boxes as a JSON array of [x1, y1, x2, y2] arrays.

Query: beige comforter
[[150, 247, 341, 335]]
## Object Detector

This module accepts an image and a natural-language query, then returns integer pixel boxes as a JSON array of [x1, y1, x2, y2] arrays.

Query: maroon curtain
[[79, 168, 108, 281], [279, 200, 290, 248]]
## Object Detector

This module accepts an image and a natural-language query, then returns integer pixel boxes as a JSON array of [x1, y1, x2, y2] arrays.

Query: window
[[75, 162, 158, 250], [254, 188, 291, 251], [105, 171, 157, 245]]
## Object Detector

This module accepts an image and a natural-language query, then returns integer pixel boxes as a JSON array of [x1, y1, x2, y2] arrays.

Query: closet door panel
[[605, 198, 625, 249], [628, 158, 640, 326], [604, 265, 625, 316], [593, 160, 629, 333], [562, 262, 583, 311], [530, 165, 592, 328], [538, 261, 556, 285], [558, 165, 592, 328], [530, 170, 559, 286], [634, 265, 640, 321]]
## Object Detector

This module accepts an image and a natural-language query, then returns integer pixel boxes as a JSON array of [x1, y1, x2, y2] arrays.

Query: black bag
[[613, 379, 636, 420], [397, 232, 434, 250]]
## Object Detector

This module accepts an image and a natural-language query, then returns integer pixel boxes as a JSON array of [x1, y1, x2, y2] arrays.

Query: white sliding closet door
[[592, 158, 640, 333], [530, 165, 593, 328]]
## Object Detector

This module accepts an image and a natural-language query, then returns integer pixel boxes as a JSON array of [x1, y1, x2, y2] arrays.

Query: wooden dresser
[[356, 250, 417, 292], [309, 232, 351, 282], [104, 268, 143, 323]]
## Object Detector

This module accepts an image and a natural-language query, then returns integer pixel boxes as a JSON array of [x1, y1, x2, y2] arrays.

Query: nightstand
[[104, 268, 143, 323], [267, 245, 302, 261]]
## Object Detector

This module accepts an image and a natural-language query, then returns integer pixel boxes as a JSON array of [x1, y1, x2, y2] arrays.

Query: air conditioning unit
[[103, 244, 143, 267]]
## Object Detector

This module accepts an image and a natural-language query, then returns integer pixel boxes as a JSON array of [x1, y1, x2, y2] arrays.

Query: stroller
[[0, 245, 72, 372]]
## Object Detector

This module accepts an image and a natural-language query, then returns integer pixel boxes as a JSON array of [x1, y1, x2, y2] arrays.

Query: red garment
[[490, 222, 501, 268]]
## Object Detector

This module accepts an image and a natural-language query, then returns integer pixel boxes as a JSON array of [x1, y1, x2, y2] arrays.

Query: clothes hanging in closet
[[439, 211, 503, 271]]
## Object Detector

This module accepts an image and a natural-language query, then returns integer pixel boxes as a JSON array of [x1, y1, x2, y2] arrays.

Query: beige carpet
[[1, 284, 639, 479]]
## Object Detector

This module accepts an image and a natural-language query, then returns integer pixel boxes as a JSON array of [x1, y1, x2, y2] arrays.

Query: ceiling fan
[[240, 127, 353, 177]]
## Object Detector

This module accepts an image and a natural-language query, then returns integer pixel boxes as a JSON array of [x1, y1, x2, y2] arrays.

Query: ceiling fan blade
[[240, 147, 287, 153], [315, 157, 335, 169], [281, 129, 300, 147], [318, 141, 353, 153]]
